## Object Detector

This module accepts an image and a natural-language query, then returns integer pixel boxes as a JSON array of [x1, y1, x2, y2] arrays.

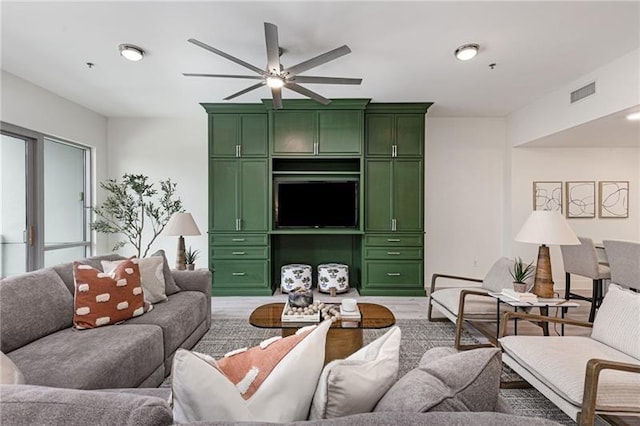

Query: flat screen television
[[275, 180, 358, 229]]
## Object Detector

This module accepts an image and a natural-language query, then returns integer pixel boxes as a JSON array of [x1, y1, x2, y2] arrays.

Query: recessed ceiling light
[[626, 111, 640, 121], [454, 43, 479, 61], [119, 44, 145, 62]]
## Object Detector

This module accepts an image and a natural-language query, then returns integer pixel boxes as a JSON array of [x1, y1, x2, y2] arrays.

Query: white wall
[[425, 117, 508, 282], [0, 71, 110, 253], [510, 147, 640, 288], [107, 117, 208, 267]]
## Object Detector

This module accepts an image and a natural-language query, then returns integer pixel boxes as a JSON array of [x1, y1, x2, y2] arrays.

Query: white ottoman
[[318, 263, 349, 296], [281, 264, 312, 293]]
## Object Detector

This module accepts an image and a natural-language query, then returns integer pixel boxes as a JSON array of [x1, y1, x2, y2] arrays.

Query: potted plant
[[185, 247, 200, 271], [510, 257, 535, 293]]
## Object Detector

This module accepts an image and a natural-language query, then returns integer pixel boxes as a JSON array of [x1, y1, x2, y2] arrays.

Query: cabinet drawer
[[213, 261, 269, 287], [364, 247, 423, 260], [364, 261, 423, 287], [210, 234, 269, 246], [364, 234, 423, 247], [212, 247, 268, 259]]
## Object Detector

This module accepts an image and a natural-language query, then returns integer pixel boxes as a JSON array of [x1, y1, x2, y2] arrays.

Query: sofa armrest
[[455, 289, 495, 351], [579, 359, 640, 426], [171, 269, 212, 328], [427, 274, 483, 322], [498, 311, 593, 339]]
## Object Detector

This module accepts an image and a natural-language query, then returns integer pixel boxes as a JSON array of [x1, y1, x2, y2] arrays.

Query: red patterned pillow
[[72, 259, 146, 329]]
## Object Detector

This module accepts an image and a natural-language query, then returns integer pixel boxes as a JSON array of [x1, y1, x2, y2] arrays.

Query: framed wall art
[[566, 181, 595, 218], [533, 181, 562, 212], [599, 181, 629, 218]]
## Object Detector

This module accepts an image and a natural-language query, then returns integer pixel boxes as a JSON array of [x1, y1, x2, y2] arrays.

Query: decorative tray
[[281, 301, 320, 323]]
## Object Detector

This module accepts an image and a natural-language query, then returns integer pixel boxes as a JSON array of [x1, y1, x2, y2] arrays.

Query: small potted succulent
[[510, 257, 535, 293], [184, 247, 200, 271]]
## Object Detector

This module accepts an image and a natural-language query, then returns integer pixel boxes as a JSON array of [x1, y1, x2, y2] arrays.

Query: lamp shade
[[162, 212, 201, 236], [515, 211, 579, 246]]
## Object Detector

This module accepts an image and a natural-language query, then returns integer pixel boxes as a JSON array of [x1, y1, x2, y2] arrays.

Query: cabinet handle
[[231, 238, 246, 242], [314, 142, 319, 155], [232, 272, 246, 276], [235, 218, 241, 231], [232, 251, 246, 255], [392, 145, 398, 157], [387, 238, 401, 242], [391, 218, 397, 231], [387, 272, 401, 276], [387, 252, 401, 255], [236, 145, 241, 157]]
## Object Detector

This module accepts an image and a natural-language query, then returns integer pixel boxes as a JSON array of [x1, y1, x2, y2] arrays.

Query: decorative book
[[500, 289, 538, 303]]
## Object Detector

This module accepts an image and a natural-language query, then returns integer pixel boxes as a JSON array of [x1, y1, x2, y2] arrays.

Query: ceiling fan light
[[454, 43, 479, 61], [266, 76, 284, 88], [119, 44, 145, 61]]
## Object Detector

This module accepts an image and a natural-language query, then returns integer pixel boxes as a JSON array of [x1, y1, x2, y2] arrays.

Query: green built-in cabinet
[[204, 100, 431, 296]]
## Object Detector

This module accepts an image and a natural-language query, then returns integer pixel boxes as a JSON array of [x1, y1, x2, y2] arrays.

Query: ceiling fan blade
[[271, 86, 283, 109], [286, 82, 331, 105], [283, 45, 351, 76], [188, 38, 265, 75], [183, 73, 263, 79], [292, 76, 362, 85], [264, 22, 281, 74], [223, 81, 266, 101]]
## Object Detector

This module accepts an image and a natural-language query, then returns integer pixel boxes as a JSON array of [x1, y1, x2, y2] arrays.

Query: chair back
[[602, 240, 640, 291], [591, 284, 640, 359], [560, 236, 601, 278], [483, 257, 533, 293]]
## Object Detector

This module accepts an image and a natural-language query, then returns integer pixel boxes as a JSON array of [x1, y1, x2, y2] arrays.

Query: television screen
[[275, 181, 358, 228]]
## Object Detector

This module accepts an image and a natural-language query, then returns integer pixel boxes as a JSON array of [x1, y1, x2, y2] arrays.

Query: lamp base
[[176, 236, 186, 270], [533, 244, 554, 298]]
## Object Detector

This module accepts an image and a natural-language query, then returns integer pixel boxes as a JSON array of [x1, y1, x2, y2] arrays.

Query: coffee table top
[[249, 302, 395, 330]]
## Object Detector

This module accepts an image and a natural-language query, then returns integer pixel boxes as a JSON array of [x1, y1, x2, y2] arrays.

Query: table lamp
[[514, 211, 580, 298], [162, 212, 201, 270]]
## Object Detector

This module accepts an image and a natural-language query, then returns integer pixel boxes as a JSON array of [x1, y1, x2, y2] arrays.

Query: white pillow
[[102, 257, 167, 304], [309, 326, 401, 419], [172, 320, 332, 423], [0, 351, 25, 385]]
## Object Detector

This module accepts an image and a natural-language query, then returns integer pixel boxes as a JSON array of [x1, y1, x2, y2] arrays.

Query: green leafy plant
[[510, 257, 535, 283], [91, 174, 183, 257], [185, 247, 200, 265]]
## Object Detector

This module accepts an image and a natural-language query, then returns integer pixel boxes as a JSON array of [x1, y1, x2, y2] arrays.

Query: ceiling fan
[[183, 22, 362, 109]]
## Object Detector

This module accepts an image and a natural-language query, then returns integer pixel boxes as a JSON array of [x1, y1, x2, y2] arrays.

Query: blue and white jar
[[318, 263, 349, 294], [281, 264, 313, 293]]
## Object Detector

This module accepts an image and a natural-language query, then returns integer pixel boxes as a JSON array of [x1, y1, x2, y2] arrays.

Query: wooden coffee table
[[249, 302, 395, 364]]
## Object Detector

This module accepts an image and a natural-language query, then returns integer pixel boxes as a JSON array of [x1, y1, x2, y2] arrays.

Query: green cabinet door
[[210, 114, 267, 157], [393, 159, 423, 232], [272, 111, 315, 155], [210, 159, 238, 231], [317, 110, 362, 155], [239, 159, 269, 232], [366, 114, 394, 156], [365, 159, 392, 231], [395, 115, 424, 157]]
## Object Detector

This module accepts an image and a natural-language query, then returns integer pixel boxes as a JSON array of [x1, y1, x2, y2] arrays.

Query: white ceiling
[[1, 1, 639, 145]]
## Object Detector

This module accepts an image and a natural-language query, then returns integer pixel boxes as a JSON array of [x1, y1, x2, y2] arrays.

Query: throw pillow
[[374, 347, 502, 413], [102, 257, 167, 304], [309, 326, 401, 419], [172, 320, 332, 423], [72, 260, 148, 329], [151, 249, 181, 295], [0, 352, 25, 384], [591, 284, 640, 359]]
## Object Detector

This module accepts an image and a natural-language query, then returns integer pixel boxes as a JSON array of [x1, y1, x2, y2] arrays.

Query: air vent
[[570, 81, 596, 104]]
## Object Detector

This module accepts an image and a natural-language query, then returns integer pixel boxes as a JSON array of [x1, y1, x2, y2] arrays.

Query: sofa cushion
[[310, 326, 401, 419], [0, 268, 73, 352], [374, 347, 502, 412], [500, 335, 640, 412], [591, 284, 640, 359], [151, 249, 181, 295], [0, 384, 172, 426], [125, 290, 207, 359], [53, 254, 127, 294], [430, 288, 495, 319], [73, 260, 147, 329], [103, 257, 168, 304], [0, 352, 25, 385], [172, 321, 331, 423], [7, 324, 164, 389]]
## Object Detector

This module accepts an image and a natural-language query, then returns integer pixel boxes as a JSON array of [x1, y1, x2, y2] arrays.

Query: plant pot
[[186, 264, 195, 271], [513, 282, 527, 293]]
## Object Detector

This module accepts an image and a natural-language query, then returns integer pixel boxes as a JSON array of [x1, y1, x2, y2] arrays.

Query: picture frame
[[599, 181, 629, 218], [533, 181, 562, 212], [566, 181, 595, 218]]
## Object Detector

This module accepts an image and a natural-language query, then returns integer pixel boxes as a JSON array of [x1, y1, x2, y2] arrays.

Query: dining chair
[[560, 236, 610, 322], [602, 240, 640, 292]]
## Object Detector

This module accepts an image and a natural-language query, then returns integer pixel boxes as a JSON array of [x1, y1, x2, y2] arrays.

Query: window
[[0, 123, 92, 277]]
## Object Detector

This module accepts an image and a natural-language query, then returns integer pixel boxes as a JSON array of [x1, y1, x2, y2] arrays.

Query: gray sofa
[[0, 253, 211, 390]]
